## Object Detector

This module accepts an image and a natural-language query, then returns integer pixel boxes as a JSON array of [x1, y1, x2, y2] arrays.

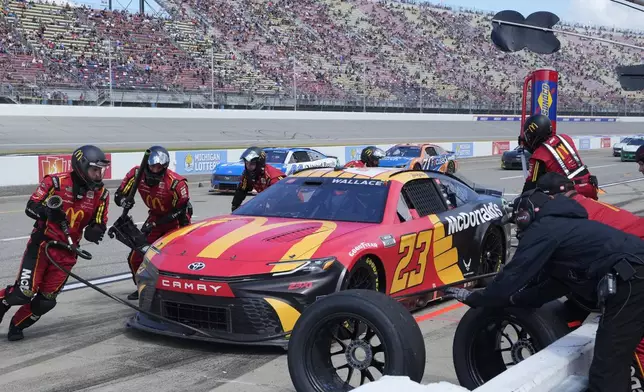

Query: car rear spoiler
[[473, 186, 504, 198]]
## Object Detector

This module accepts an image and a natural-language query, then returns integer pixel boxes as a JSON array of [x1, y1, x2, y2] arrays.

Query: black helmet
[[144, 146, 170, 187], [536, 172, 575, 195], [360, 146, 385, 167], [636, 145, 644, 164], [240, 146, 266, 169], [71, 145, 111, 190], [523, 114, 553, 152]]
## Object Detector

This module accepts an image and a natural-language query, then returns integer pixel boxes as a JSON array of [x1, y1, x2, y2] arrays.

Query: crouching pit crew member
[[445, 189, 644, 392], [0, 145, 110, 341], [231, 146, 284, 212], [344, 146, 385, 168], [521, 114, 599, 200], [114, 146, 192, 301]]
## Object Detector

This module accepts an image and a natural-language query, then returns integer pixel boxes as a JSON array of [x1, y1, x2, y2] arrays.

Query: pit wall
[[0, 134, 636, 187]]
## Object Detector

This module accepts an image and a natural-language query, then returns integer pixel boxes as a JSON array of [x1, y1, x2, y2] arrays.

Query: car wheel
[[287, 289, 426, 391], [447, 161, 456, 174], [476, 226, 505, 287], [339, 257, 383, 339], [452, 300, 572, 390]]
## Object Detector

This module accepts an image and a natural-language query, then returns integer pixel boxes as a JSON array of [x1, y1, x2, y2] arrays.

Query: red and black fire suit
[[523, 134, 599, 200], [567, 192, 644, 385], [115, 166, 192, 282], [344, 160, 366, 168], [231, 164, 284, 211], [0, 173, 109, 330]]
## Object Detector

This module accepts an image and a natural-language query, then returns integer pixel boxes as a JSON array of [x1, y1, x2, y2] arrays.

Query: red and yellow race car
[[128, 167, 512, 347]]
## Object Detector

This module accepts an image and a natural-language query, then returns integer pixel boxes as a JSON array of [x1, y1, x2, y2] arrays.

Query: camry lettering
[[445, 202, 503, 235], [161, 279, 222, 293], [331, 179, 384, 186], [348, 242, 378, 257]]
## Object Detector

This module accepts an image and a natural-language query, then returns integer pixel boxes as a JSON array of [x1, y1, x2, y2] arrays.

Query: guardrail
[[0, 135, 636, 187]]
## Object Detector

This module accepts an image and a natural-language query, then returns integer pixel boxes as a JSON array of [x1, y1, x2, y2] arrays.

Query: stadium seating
[[1, 0, 644, 111]]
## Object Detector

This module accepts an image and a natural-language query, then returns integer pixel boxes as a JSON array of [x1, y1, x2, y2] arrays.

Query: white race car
[[619, 138, 644, 161], [613, 137, 636, 157]]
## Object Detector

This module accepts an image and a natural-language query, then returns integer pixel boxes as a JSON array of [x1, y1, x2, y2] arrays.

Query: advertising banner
[[38, 154, 113, 182]]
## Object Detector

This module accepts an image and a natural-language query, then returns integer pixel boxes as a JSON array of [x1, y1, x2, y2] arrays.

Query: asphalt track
[[0, 149, 643, 391], [0, 116, 642, 154]]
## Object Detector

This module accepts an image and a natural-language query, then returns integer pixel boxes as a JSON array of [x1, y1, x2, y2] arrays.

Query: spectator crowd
[[2, 0, 644, 111]]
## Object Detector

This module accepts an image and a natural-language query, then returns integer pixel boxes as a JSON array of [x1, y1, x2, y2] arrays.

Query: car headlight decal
[[268, 257, 336, 276]]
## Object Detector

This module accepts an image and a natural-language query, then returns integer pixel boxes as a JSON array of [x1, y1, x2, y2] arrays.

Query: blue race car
[[210, 147, 339, 193], [378, 143, 459, 174]]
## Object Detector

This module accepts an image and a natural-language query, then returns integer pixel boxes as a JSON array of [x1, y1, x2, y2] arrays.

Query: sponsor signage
[[176, 150, 227, 175], [492, 141, 510, 155], [445, 202, 504, 235], [601, 137, 612, 148], [348, 242, 378, 257], [452, 142, 473, 158], [38, 154, 113, 182]]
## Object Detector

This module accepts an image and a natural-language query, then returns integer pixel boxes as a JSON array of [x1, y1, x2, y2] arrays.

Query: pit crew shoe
[[7, 322, 23, 341], [127, 291, 139, 301]]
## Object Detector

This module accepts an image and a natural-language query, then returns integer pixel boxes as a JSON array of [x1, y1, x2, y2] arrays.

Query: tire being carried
[[287, 289, 425, 392], [452, 300, 577, 390]]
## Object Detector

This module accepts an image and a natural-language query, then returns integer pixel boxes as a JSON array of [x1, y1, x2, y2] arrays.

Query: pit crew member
[[521, 114, 599, 200], [0, 145, 110, 341], [446, 190, 644, 392], [231, 147, 285, 212], [344, 146, 385, 168], [636, 145, 644, 176], [114, 146, 192, 301]]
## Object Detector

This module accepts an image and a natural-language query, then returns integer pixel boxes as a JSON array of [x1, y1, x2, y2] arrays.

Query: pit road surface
[[0, 149, 642, 391], [0, 117, 640, 154]]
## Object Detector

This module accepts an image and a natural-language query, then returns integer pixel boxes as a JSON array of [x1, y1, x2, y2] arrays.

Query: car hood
[[149, 216, 374, 277], [379, 156, 414, 167], [213, 162, 244, 175], [623, 144, 641, 152], [614, 143, 625, 148]]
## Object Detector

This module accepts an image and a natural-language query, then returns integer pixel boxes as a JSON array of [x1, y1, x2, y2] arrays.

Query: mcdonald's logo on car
[[146, 196, 165, 212], [65, 208, 85, 229]]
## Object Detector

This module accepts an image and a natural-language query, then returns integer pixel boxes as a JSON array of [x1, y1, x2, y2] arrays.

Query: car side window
[[397, 193, 414, 222], [308, 150, 324, 161], [293, 151, 311, 163], [437, 177, 478, 208], [425, 147, 438, 156], [401, 178, 448, 217]]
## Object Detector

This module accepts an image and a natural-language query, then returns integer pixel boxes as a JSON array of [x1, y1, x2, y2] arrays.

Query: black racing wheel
[[287, 289, 425, 391]]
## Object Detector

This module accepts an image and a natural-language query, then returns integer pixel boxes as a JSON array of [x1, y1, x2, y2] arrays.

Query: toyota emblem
[[188, 262, 206, 271]]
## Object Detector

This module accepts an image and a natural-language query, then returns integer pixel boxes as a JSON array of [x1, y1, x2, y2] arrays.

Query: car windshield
[[232, 176, 390, 223], [629, 139, 644, 145], [386, 146, 421, 157], [265, 150, 288, 163]]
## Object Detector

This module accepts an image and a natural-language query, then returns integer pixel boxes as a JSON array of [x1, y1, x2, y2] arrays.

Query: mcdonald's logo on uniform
[[65, 208, 85, 229], [146, 195, 165, 212]]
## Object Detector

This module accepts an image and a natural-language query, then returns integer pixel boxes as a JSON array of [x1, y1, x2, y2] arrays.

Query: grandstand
[[1, 0, 644, 114]]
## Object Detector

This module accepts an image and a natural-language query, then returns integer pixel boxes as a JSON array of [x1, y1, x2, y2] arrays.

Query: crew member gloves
[[84, 224, 106, 244], [444, 287, 473, 303]]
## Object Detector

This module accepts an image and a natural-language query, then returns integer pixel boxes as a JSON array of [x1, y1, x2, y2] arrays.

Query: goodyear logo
[[537, 83, 553, 117]]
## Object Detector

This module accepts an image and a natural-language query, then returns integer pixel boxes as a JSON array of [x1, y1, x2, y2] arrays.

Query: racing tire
[[452, 300, 572, 390], [287, 289, 426, 392], [476, 226, 505, 287], [344, 257, 383, 293], [447, 161, 456, 174]]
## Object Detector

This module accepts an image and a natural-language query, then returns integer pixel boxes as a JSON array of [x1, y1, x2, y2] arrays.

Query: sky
[[61, 0, 644, 31]]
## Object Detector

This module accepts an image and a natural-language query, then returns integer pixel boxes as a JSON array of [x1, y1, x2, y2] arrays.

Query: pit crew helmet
[[240, 146, 266, 172], [536, 172, 575, 196], [71, 145, 111, 191], [360, 146, 385, 167], [512, 188, 551, 235], [522, 114, 553, 153], [144, 146, 170, 187]]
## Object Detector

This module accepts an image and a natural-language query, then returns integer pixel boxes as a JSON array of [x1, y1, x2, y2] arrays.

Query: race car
[[209, 147, 339, 193], [501, 146, 531, 170], [620, 137, 644, 161], [128, 166, 512, 347], [378, 143, 459, 173], [613, 137, 637, 157]]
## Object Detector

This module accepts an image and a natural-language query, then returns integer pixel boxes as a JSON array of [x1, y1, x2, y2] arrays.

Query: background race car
[[210, 147, 339, 193], [379, 143, 459, 173], [501, 146, 531, 170], [619, 137, 644, 161], [613, 137, 637, 157], [130, 166, 512, 347]]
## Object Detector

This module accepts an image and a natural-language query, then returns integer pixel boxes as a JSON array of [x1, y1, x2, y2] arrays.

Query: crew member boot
[[7, 322, 24, 341], [127, 290, 139, 301]]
